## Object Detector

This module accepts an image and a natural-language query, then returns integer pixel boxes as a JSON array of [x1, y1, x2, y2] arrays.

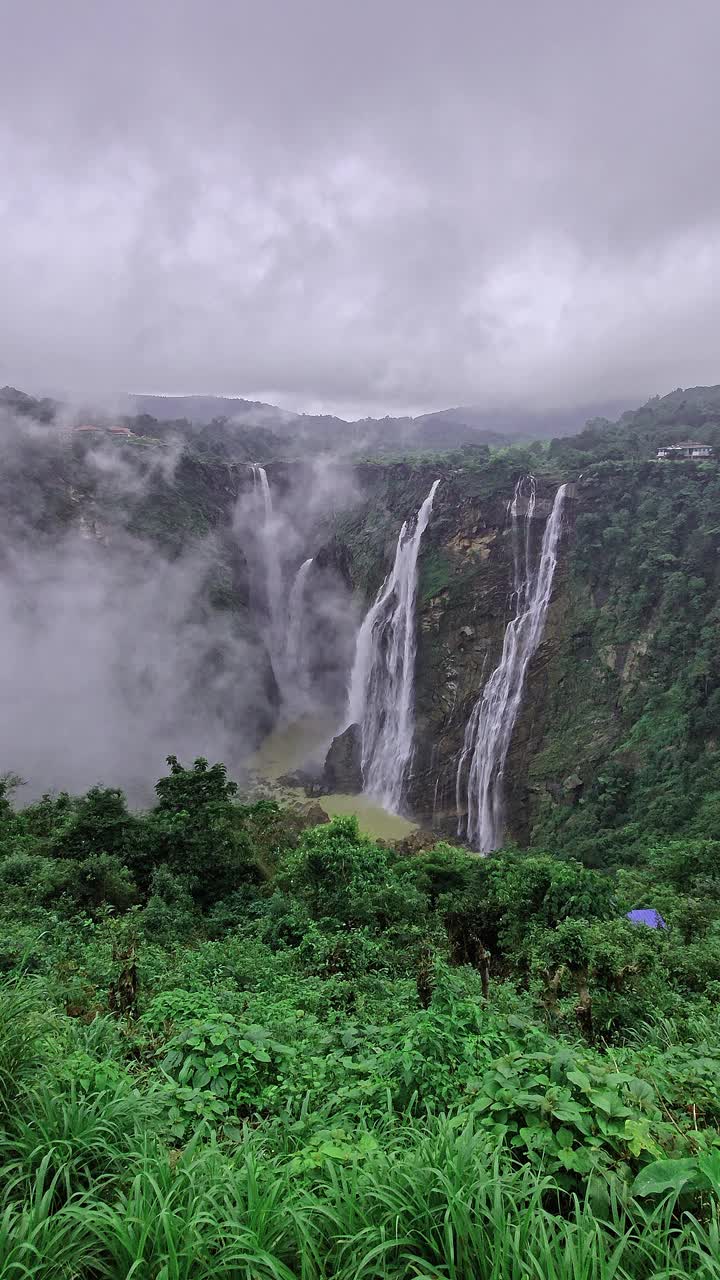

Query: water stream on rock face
[[347, 479, 440, 813], [283, 557, 314, 712], [510, 473, 536, 605], [251, 464, 284, 674], [457, 480, 567, 852], [245, 465, 430, 835], [250, 468, 316, 716]]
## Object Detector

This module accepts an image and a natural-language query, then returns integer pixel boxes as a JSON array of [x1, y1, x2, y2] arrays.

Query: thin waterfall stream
[[283, 557, 314, 709], [251, 464, 284, 675], [457, 480, 567, 851], [347, 479, 440, 812]]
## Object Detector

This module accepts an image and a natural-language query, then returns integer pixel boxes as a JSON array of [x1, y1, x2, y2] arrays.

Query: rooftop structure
[[657, 441, 713, 460]]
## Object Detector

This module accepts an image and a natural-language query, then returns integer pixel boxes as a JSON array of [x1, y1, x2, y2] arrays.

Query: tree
[[49, 786, 140, 862], [280, 815, 423, 932], [146, 756, 256, 907], [535, 917, 666, 1039]]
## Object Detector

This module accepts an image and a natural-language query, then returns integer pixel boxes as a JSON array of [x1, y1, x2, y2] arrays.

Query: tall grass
[[0, 981, 49, 1122], [1, 1112, 716, 1279], [0, 1082, 152, 1204], [0, 1169, 101, 1280], [1, 983, 719, 1279]]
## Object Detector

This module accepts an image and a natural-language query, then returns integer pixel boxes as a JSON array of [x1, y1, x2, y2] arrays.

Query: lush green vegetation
[[358, 385, 720, 478], [5, 384, 720, 1273], [528, 460, 720, 867], [1, 758, 720, 1277], [547, 385, 720, 471]]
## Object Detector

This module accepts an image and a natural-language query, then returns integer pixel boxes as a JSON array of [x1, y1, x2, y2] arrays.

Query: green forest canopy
[[2, 757, 720, 1276]]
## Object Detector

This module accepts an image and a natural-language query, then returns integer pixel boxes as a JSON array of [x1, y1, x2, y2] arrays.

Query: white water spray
[[284, 557, 314, 704], [348, 479, 440, 812], [251, 464, 284, 667], [510, 474, 536, 604], [457, 481, 567, 851]]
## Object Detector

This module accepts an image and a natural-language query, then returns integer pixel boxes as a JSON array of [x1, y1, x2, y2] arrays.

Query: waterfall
[[457, 481, 567, 852], [251, 464, 284, 667], [284, 557, 314, 702], [510, 474, 536, 605], [348, 479, 440, 812]]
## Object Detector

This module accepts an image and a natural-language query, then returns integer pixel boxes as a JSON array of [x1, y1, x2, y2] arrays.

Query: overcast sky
[[2, 0, 719, 417]]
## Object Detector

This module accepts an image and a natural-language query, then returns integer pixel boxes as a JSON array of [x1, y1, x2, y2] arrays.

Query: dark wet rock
[[302, 803, 331, 826], [393, 829, 445, 857], [323, 723, 363, 793], [304, 780, 325, 798], [562, 771, 583, 795], [277, 768, 322, 789], [314, 537, 353, 591]]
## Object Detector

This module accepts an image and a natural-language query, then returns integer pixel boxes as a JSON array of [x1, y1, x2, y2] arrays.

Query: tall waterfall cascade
[[284, 557, 314, 707], [347, 479, 440, 812], [457, 480, 567, 852], [251, 464, 283, 653]]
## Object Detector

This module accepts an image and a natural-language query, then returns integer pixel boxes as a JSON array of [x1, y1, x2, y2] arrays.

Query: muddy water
[[318, 792, 417, 840], [249, 715, 418, 840], [251, 714, 338, 781]]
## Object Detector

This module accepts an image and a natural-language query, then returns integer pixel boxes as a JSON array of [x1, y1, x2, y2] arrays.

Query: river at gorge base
[[249, 714, 418, 841]]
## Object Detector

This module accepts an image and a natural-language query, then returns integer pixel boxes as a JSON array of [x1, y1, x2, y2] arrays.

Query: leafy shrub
[[159, 1014, 294, 1137]]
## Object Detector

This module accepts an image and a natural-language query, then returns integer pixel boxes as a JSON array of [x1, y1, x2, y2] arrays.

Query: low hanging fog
[[0, 409, 361, 803]]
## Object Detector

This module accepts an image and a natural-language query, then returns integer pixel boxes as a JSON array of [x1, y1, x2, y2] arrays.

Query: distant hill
[[13, 381, 720, 462], [126, 393, 631, 451], [0, 385, 57, 422], [129, 394, 300, 428], [547, 384, 720, 464], [410, 401, 630, 447]]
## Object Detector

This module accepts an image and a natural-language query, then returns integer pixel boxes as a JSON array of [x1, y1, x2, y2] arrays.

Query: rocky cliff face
[[334, 457, 720, 855], [322, 723, 363, 793], [408, 474, 574, 840], [8, 418, 720, 851], [331, 461, 569, 836]]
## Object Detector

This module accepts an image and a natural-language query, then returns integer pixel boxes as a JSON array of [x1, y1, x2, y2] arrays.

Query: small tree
[[146, 756, 256, 907], [280, 815, 423, 932]]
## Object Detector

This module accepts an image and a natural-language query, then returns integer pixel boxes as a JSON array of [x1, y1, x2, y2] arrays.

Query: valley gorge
[[9, 15, 720, 1270], [323, 455, 720, 862], [5, 407, 720, 864]]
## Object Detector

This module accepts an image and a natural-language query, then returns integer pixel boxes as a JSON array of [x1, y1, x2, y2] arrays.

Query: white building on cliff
[[656, 441, 714, 460]]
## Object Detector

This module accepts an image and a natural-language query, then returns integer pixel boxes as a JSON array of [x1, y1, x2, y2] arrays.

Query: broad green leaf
[[567, 1069, 592, 1091], [592, 1090, 632, 1118], [555, 1126, 575, 1149], [632, 1158, 704, 1198]]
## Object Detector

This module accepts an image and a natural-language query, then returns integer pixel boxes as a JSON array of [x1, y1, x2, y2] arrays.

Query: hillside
[[330, 454, 720, 867], [3, 384, 633, 455], [549, 384, 720, 466], [130, 392, 629, 452], [3, 382, 720, 1276], [3, 381, 720, 844], [130, 392, 301, 428]]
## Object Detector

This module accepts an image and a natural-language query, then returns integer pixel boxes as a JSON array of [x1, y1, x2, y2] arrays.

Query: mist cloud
[[0, 532, 271, 802], [0, 410, 360, 801], [0, 411, 269, 801], [1, 0, 719, 413]]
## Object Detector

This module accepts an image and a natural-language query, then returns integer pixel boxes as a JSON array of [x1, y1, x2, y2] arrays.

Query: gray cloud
[[2, 0, 720, 413]]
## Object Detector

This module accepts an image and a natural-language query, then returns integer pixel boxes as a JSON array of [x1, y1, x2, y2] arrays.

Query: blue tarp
[[627, 908, 667, 929]]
